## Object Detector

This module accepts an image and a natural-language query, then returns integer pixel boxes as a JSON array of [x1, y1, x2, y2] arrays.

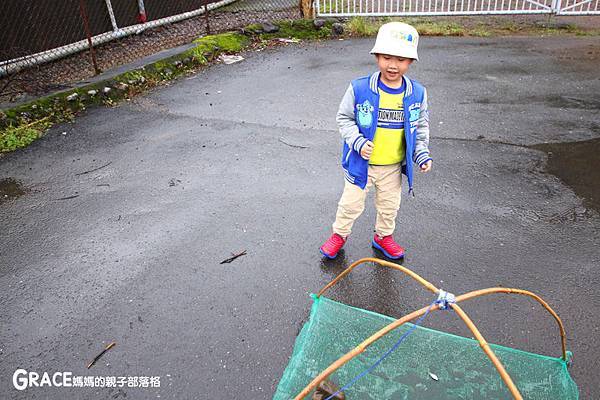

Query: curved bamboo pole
[[451, 303, 523, 400], [296, 258, 569, 399], [454, 288, 567, 361], [317, 257, 439, 297]]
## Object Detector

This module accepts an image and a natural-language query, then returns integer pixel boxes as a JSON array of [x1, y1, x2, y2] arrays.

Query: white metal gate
[[315, 0, 600, 16], [556, 0, 600, 14]]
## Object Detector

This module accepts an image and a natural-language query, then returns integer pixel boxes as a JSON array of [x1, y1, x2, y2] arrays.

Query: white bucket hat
[[370, 22, 419, 61]]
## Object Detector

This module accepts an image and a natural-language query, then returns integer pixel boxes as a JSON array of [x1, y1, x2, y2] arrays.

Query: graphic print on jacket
[[356, 100, 374, 128]]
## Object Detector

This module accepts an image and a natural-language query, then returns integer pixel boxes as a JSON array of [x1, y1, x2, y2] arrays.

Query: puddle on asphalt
[[0, 178, 26, 204], [532, 137, 600, 213]]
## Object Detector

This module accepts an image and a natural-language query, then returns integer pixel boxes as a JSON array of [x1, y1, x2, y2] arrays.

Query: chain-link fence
[[0, 0, 302, 104]]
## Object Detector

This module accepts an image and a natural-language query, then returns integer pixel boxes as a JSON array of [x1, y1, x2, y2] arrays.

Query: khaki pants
[[332, 164, 402, 238]]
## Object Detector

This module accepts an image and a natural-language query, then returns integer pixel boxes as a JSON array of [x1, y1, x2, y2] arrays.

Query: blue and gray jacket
[[337, 71, 431, 193]]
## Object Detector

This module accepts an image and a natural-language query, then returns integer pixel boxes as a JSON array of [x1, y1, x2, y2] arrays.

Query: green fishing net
[[274, 295, 578, 399]]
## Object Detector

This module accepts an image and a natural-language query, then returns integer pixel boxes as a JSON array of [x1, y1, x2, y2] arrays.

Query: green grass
[[471, 23, 493, 37], [258, 19, 334, 40], [500, 20, 521, 33], [412, 20, 465, 36], [0, 123, 47, 152], [536, 24, 588, 36], [189, 32, 250, 62], [346, 17, 388, 36], [346, 17, 466, 37]]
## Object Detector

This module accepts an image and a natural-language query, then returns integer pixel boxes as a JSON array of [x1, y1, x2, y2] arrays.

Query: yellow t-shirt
[[369, 82, 405, 165]]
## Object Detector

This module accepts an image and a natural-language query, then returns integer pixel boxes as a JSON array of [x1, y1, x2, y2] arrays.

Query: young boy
[[320, 22, 432, 260]]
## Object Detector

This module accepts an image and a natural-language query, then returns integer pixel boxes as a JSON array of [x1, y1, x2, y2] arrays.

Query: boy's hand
[[420, 160, 432, 172], [360, 141, 374, 160]]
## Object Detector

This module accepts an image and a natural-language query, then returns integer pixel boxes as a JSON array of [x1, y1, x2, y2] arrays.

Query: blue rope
[[324, 297, 440, 400]]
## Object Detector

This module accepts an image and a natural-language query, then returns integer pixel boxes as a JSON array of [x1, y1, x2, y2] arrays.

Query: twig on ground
[[279, 138, 308, 149], [87, 342, 116, 369], [220, 250, 247, 264], [75, 162, 112, 176], [56, 194, 80, 200]]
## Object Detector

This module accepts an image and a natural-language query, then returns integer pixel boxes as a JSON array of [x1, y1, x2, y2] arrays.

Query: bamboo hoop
[[454, 288, 567, 361], [317, 258, 567, 360], [296, 258, 568, 400], [317, 257, 439, 297]]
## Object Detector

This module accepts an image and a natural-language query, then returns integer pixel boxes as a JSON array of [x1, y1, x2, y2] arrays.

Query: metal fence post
[[78, 0, 101, 75], [312, 0, 317, 17], [104, 0, 120, 31], [553, 0, 562, 14], [137, 0, 147, 23], [204, 0, 211, 34]]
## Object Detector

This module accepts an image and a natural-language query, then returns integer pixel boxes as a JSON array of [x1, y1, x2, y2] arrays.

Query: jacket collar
[[369, 71, 413, 97]]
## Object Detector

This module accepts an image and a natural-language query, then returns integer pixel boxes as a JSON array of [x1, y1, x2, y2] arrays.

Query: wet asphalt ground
[[1, 36, 600, 399]]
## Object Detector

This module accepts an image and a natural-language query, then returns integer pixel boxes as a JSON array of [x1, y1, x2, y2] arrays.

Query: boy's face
[[376, 54, 413, 85]]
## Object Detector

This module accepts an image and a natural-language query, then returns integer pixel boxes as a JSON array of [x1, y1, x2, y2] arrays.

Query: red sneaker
[[372, 234, 405, 259], [320, 233, 346, 259]]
